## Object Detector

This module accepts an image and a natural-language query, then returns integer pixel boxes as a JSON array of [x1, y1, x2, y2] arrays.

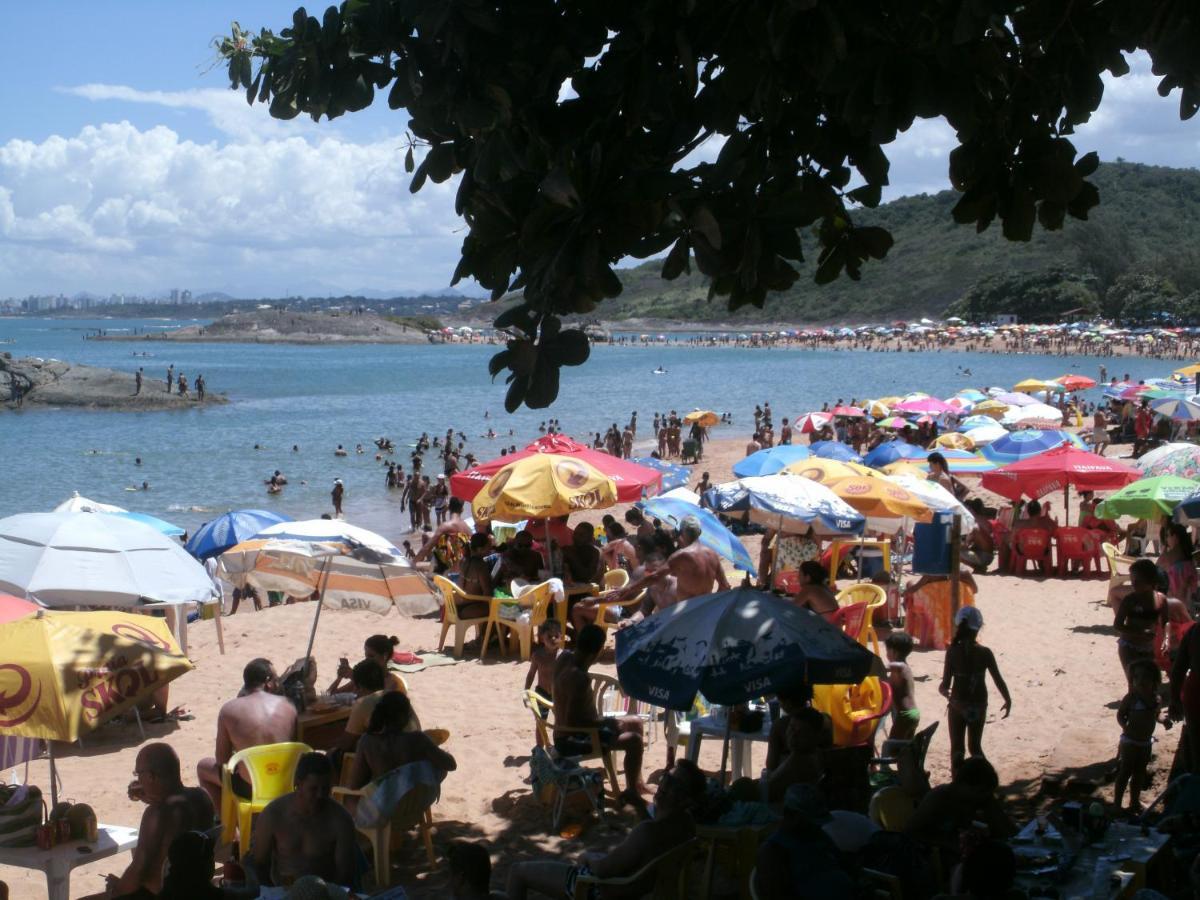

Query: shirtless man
[[553, 625, 647, 805], [249, 752, 358, 890], [613, 515, 729, 608], [91, 743, 212, 900], [196, 658, 297, 809]]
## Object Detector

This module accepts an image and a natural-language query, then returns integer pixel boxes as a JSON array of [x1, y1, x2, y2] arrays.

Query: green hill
[[592, 161, 1200, 324]]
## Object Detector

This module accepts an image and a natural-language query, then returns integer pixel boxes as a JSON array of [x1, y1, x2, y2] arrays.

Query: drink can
[[36, 824, 55, 851], [85, 812, 98, 842], [56, 819, 72, 843]]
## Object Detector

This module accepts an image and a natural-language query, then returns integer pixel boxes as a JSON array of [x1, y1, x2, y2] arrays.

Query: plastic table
[[0, 823, 138, 900], [684, 714, 771, 780]]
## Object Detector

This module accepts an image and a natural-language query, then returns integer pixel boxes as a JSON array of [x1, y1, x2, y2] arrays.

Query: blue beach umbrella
[[863, 442, 929, 469], [108, 511, 186, 537], [732, 445, 813, 478], [980, 429, 1074, 465], [807, 441, 862, 463], [185, 509, 293, 560], [955, 389, 987, 402], [1176, 488, 1200, 524], [629, 457, 693, 492], [637, 497, 756, 575], [702, 475, 865, 537], [614, 588, 884, 711], [1151, 397, 1200, 421]]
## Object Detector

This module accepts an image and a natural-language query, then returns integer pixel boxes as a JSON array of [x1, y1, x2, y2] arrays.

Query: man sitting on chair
[[553, 625, 647, 807], [505, 759, 706, 899], [196, 658, 297, 809]]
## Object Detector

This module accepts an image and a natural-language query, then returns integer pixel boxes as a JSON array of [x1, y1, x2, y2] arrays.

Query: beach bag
[[0, 784, 44, 848], [354, 761, 442, 830]]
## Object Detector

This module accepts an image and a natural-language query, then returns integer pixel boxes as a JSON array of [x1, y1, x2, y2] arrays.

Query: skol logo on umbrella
[[555, 460, 590, 489], [77, 653, 163, 721], [487, 468, 513, 498], [0, 664, 42, 728]]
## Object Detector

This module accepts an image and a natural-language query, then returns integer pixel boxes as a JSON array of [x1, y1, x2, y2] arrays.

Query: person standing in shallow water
[[331, 478, 345, 517]]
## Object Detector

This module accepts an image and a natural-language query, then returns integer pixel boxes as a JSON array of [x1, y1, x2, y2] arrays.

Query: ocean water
[[0, 316, 1162, 542]]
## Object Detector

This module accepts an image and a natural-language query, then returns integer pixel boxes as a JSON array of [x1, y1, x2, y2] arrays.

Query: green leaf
[[661, 236, 691, 280]]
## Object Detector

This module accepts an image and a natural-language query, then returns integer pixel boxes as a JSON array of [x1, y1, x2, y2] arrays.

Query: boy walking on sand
[[1114, 660, 1162, 813], [885, 631, 920, 742], [525, 621, 563, 718]]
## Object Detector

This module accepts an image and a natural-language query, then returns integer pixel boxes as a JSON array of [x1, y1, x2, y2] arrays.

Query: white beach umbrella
[[0, 512, 216, 607], [53, 492, 127, 514], [886, 475, 977, 533], [253, 518, 402, 556], [661, 487, 702, 504], [962, 423, 1009, 446], [1001, 403, 1063, 427]]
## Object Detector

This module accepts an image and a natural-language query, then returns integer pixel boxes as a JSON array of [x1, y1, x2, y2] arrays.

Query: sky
[[1, 3, 1197, 299]]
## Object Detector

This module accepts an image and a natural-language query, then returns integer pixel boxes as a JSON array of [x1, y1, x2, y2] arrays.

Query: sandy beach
[[1, 434, 1166, 899]]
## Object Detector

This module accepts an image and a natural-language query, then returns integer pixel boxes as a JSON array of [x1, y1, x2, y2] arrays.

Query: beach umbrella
[[185, 509, 293, 560], [886, 475, 976, 532], [945, 397, 975, 413], [829, 405, 866, 418], [52, 493, 126, 514], [703, 475, 865, 536], [892, 398, 957, 416], [255, 518, 403, 556], [683, 410, 720, 427], [470, 454, 618, 522], [994, 391, 1038, 407], [629, 457, 693, 492], [875, 417, 909, 429], [962, 424, 1008, 446], [959, 415, 1002, 431], [614, 588, 883, 712], [878, 461, 929, 478], [981, 429, 1074, 465], [1117, 385, 1152, 401], [795, 412, 832, 433], [0, 512, 217, 608], [1094, 476, 1200, 522], [1151, 397, 1200, 421], [972, 400, 1009, 418], [450, 434, 661, 503], [733, 445, 813, 479], [1174, 364, 1200, 378], [1137, 442, 1198, 471], [108, 511, 186, 538], [932, 432, 974, 450], [980, 446, 1140, 502], [1137, 444, 1200, 480], [865, 401, 892, 418], [863, 442, 929, 469], [0, 609, 193, 805], [1013, 378, 1060, 393], [0, 593, 38, 624], [636, 497, 756, 575], [780, 458, 880, 484], [1001, 403, 1064, 427], [955, 389, 987, 402], [1056, 375, 1097, 391], [807, 441, 863, 462], [875, 396, 903, 408], [660, 487, 701, 504], [822, 477, 933, 525]]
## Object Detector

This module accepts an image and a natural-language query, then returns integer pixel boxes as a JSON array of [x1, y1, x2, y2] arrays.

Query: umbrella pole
[[302, 557, 332, 672], [719, 715, 732, 784], [49, 742, 58, 808]]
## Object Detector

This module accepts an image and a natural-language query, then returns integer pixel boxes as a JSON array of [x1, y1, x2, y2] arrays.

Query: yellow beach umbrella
[[875, 396, 903, 407], [1013, 378, 1055, 393], [932, 432, 975, 450], [0, 609, 192, 743], [972, 399, 1009, 418], [471, 454, 618, 522], [826, 477, 933, 522], [865, 400, 892, 418], [683, 409, 720, 427], [1175, 363, 1200, 378], [879, 461, 929, 478], [781, 458, 880, 485]]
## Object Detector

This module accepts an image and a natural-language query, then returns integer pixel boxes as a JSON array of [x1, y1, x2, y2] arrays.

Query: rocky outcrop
[[95, 309, 434, 344], [0, 354, 226, 411]]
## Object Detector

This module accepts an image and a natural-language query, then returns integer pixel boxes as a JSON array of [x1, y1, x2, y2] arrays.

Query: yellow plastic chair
[[592, 588, 647, 643], [495, 581, 554, 661], [332, 756, 439, 884], [219, 741, 312, 857], [432, 574, 502, 658], [572, 837, 697, 899], [523, 688, 621, 801], [834, 584, 886, 655], [602, 568, 630, 590], [868, 785, 915, 832], [1102, 541, 1135, 594]]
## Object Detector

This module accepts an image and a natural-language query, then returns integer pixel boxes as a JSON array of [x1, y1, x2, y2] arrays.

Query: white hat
[[334, 478, 342, 484], [954, 606, 983, 631]]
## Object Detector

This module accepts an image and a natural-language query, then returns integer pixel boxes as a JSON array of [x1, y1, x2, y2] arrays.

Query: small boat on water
[[652, 366, 667, 375]]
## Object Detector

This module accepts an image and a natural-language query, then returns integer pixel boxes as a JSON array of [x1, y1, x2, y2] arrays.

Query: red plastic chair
[[1054, 527, 1101, 577], [1010, 529, 1051, 575], [829, 602, 869, 643], [774, 570, 800, 594]]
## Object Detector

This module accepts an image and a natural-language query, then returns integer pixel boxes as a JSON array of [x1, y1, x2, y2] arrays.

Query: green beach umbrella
[[1094, 475, 1200, 521]]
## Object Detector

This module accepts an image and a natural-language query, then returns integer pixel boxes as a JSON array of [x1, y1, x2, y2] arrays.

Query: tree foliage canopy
[[221, 0, 1200, 409]]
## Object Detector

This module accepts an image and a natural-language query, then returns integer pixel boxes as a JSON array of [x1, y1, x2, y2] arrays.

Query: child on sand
[[940, 607, 1012, 774], [525, 621, 562, 717], [885, 631, 920, 742], [1114, 659, 1162, 813]]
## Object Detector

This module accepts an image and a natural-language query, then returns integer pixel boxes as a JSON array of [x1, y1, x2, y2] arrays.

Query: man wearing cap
[[613, 514, 729, 610], [753, 784, 855, 898], [330, 478, 344, 518]]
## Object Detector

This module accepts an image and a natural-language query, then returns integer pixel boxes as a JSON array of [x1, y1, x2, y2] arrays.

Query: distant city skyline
[[2, 3, 1197, 298]]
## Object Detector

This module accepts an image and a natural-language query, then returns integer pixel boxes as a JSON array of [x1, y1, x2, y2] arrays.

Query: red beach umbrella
[[1056, 375, 1097, 391], [0, 593, 39, 624], [450, 434, 662, 504], [980, 446, 1140, 502], [794, 412, 832, 433]]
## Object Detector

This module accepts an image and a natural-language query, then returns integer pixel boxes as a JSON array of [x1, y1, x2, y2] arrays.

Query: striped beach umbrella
[[1151, 397, 1200, 421], [981, 429, 1074, 465]]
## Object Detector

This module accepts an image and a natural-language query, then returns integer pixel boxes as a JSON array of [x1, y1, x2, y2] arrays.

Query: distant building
[[181, 289, 192, 303], [170, 288, 180, 303], [996, 314, 1018, 325]]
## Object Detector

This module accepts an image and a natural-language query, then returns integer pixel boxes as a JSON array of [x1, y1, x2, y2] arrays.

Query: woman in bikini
[[793, 561, 839, 621], [1115, 559, 1169, 688], [940, 606, 1012, 775]]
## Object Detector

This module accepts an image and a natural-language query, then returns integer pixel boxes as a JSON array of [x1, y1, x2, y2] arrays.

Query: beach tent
[[450, 434, 661, 503]]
